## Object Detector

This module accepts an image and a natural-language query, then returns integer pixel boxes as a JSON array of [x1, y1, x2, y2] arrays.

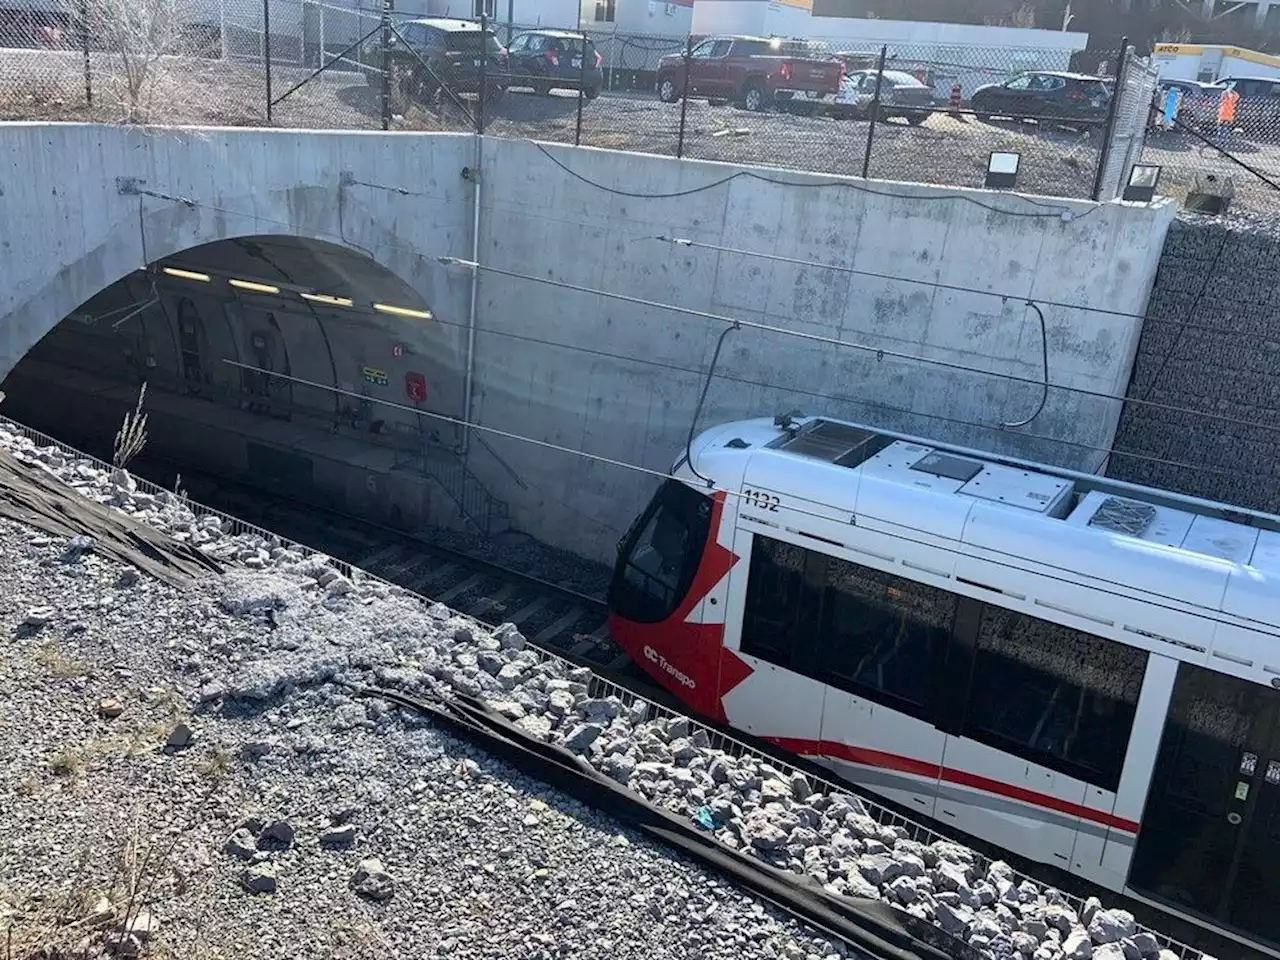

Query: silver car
[[833, 69, 936, 124]]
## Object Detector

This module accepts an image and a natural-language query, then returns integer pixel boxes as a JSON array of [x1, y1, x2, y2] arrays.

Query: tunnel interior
[[0, 234, 512, 550]]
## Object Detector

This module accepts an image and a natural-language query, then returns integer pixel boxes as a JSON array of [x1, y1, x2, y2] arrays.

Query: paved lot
[[2, 47, 1278, 207]]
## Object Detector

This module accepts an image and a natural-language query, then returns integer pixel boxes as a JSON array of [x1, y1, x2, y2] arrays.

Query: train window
[[817, 559, 954, 718], [740, 537, 810, 668], [608, 479, 712, 625], [964, 607, 1147, 791]]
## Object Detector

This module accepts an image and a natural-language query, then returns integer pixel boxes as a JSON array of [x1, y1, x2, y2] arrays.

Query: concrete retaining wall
[[0, 123, 1179, 565], [469, 138, 1177, 561]]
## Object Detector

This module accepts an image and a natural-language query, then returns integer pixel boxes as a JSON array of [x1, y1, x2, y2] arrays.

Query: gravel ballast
[[0, 420, 1206, 960]]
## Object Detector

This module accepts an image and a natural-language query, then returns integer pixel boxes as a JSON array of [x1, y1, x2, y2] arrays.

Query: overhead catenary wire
[[126, 188, 1280, 441], [646, 235, 1262, 341], [439, 254, 1280, 439], [152, 167, 1257, 344], [218, 359, 1280, 532], [278, 295, 1273, 488]]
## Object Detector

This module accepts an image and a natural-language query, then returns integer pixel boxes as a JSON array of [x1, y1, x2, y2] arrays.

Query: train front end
[[606, 475, 734, 717], [605, 419, 786, 719]]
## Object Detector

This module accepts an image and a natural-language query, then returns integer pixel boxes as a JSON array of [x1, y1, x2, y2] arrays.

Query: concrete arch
[[0, 125, 474, 382]]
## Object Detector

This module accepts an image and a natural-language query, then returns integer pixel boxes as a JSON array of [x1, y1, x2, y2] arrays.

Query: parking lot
[[2, 46, 1277, 208]]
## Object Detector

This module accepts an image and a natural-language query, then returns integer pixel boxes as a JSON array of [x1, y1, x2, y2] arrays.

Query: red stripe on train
[[765, 737, 1141, 835]]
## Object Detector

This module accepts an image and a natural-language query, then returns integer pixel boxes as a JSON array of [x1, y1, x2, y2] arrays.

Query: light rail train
[[606, 413, 1280, 956]]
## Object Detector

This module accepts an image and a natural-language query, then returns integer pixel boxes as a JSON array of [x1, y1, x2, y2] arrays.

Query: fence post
[[478, 13, 488, 135], [676, 35, 692, 159], [1091, 35, 1128, 201], [575, 31, 587, 146], [380, 0, 392, 130], [80, 0, 91, 106], [263, 0, 273, 122], [861, 44, 887, 180]]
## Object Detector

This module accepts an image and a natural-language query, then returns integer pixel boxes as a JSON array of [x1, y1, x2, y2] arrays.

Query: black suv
[[506, 29, 604, 99], [970, 71, 1110, 129], [387, 18, 509, 101]]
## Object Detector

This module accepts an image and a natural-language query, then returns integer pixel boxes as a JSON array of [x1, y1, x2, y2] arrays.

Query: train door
[[810, 556, 952, 819], [936, 605, 1148, 870], [1129, 662, 1280, 948], [722, 531, 828, 747]]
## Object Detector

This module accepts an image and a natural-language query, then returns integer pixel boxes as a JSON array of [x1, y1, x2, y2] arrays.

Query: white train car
[[607, 413, 1280, 957]]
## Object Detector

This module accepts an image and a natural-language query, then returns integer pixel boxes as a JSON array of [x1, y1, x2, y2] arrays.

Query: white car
[[791, 68, 935, 123]]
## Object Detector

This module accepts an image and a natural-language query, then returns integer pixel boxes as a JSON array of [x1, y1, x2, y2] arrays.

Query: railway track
[[151, 466, 627, 672], [0, 421, 1237, 960]]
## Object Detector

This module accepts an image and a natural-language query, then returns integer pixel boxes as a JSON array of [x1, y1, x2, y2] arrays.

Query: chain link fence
[[1094, 43, 1159, 203], [4, 5, 1271, 211], [661, 38, 1116, 199], [1134, 74, 1280, 215]]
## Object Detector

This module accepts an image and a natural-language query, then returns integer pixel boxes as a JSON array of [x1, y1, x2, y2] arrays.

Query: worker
[[1218, 84, 1240, 140], [1161, 86, 1180, 130]]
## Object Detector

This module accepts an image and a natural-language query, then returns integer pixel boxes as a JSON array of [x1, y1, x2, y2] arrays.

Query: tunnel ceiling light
[[229, 278, 281, 294], [162, 266, 211, 282], [374, 303, 434, 321], [300, 292, 355, 307]]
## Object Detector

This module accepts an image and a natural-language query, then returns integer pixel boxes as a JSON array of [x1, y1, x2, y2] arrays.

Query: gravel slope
[[0, 521, 844, 959], [0, 420, 1205, 960]]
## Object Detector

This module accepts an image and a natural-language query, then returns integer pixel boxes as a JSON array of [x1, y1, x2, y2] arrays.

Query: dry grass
[[2, 786, 222, 960], [194, 744, 230, 779], [31, 644, 88, 681], [48, 746, 87, 778]]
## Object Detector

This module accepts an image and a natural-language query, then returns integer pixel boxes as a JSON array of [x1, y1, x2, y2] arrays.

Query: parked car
[[655, 36, 844, 112], [1218, 76, 1280, 136], [970, 71, 1110, 129], [831, 52, 938, 92], [506, 29, 604, 99], [791, 67, 934, 121], [841, 69, 935, 122], [386, 18, 509, 102]]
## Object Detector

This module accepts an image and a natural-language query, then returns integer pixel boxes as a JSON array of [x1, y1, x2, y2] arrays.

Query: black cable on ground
[[347, 681, 981, 960]]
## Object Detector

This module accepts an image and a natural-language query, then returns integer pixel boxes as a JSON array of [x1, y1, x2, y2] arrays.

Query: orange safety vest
[[1219, 88, 1240, 124]]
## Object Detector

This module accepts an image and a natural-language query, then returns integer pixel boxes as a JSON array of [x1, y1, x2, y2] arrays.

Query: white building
[[580, 0, 691, 35]]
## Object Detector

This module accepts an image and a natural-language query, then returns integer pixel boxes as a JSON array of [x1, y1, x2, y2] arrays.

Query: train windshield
[[610, 480, 712, 624]]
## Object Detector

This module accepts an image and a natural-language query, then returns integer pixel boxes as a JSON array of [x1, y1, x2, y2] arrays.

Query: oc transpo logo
[[643, 645, 696, 690]]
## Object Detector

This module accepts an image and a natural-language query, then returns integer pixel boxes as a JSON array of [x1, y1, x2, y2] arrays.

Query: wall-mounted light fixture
[[162, 266, 211, 282], [985, 151, 1020, 190], [1123, 164, 1161, 203], [300, 292, 355, 308], [228, 278, 281, 294]]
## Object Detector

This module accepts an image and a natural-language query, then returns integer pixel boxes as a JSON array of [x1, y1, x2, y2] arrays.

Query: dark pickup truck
[[656, 36, 845, 112]]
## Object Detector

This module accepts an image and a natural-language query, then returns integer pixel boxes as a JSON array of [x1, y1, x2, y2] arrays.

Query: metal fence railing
[[1094, 43, 1159, 203], [1131, 74, 1280, 214], [5, 4, 1273, 210]]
